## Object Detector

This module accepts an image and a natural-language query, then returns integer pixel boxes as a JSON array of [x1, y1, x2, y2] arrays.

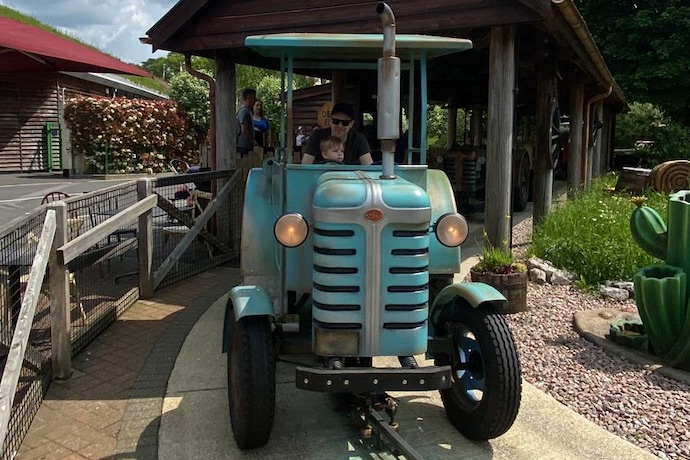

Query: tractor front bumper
[[296, 365, 452, 393]]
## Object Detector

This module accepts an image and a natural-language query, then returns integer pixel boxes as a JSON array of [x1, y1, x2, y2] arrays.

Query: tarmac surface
[[11, 177, 666, 459], [15, 264, 661, 460]]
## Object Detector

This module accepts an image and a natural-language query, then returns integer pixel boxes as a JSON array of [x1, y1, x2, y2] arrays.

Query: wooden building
[[0, 16, 158, 174], [0, 72, 166, 173], [144, 0, 626, 249]]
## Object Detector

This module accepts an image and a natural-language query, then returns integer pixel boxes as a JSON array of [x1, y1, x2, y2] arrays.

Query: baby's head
[[320, 136, 344, 163]]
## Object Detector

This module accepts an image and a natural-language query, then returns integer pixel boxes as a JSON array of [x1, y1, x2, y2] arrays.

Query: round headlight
[[435, 213, 469, 247], [275, 213, 309, 247]]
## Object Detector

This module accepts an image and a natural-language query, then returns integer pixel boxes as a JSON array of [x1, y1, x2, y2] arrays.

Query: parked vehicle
[[222, 3, 522, 452]]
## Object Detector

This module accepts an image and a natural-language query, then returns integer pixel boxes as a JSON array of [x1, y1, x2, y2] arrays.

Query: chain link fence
[[0, 166, 245, 458]]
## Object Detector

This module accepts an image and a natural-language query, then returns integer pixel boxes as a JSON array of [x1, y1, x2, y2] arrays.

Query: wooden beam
[[0, 210, 56, 447], [533, 59, 557, 223], [57, 195, 156, 266], [47, 203, 71, 380], [485, 25, 515, 252], [163, 5, 540, 51], [215, 52, 235, 171], [153, 174, 237, 289], [137, 179, 154, 300]]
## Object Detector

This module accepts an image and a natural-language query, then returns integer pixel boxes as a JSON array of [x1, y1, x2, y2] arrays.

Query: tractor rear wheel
[[227, 308, 276, 449], [435, 300, 521, 440]]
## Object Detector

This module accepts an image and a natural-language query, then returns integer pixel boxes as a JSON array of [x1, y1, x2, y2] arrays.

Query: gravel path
[[508, 217, 690, 459]]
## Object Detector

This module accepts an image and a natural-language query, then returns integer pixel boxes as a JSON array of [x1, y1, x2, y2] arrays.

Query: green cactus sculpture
[[630, 191, 690, 369]]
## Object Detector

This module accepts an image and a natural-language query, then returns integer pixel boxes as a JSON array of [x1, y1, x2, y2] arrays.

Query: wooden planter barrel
[[470, 269, 528, 314]]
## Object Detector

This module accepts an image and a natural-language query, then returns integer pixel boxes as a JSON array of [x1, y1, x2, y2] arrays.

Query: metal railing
[[0, 166, 245, 458]]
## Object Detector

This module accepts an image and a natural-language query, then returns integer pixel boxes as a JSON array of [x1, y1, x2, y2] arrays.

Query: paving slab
[[160, 293, 657, 460]]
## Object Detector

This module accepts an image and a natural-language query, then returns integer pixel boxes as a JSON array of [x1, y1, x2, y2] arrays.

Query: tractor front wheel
[[435, 300, 521, 440], [227, 308, 276, 449]]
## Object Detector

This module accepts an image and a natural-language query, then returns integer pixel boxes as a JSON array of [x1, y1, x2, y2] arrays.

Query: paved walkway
[[16, 266, 241, 460], [14, 263, 659, 460]]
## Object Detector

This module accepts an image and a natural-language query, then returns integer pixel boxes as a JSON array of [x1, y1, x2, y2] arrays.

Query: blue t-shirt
[[253, 117, 269, 146]]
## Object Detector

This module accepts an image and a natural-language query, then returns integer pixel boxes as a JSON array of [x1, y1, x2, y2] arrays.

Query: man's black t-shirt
[[304, 128, 371, 165]]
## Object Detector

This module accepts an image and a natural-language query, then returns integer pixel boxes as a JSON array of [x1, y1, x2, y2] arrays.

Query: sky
[[0, 0, 178, 65]]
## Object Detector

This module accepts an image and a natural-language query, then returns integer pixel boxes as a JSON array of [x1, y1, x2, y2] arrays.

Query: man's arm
[[241, 119, 255, 144], [355, 133, 373, 165], [301, 153, 316, 164], [300, 132, 320, 164]]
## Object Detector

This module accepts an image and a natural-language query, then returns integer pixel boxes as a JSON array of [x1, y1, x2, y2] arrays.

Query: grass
[[0, 5, 168, 95], [531, 173, 668, 289]]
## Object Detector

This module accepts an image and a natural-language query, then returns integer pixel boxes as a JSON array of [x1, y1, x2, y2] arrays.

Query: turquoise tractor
[[222, 3, 522, 451], [630, 192, 690, 369]]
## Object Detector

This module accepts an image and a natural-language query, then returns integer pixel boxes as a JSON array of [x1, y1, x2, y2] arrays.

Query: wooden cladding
[[167, 0, 540, 51], [0, 74, 58, 172]]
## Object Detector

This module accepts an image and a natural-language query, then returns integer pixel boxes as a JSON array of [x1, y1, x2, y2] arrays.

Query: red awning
[[0, 17, 150, 76]]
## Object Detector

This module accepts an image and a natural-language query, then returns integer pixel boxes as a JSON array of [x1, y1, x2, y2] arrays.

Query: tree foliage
[[169, 70, 212, 144], [576, 0, 690, 124], [615, 102, 690, 166]]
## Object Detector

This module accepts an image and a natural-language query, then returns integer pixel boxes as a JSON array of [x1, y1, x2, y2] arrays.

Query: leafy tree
[[615, 102, 666, 148], [576, 0, 690, 124], [615, 102, 690, 166], [169, 70, 212, 144], [141, 53, 213, 81]]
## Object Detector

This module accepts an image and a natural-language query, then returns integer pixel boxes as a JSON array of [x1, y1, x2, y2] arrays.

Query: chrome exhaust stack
[[376, 2, 400, 179]]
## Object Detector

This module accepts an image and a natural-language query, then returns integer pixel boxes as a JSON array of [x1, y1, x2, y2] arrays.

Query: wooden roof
[[145, 0, 625, 110]]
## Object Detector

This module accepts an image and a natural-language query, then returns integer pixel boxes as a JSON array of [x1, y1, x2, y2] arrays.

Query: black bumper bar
[[296, 365, 452, 393]]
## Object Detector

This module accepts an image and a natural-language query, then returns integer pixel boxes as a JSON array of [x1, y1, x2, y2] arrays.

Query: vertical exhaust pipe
[[376, 2, 400, 179]]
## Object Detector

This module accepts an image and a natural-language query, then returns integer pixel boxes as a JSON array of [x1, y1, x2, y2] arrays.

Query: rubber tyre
[[227, 309, 276, 449], [512, 150, 530, 212], [435, 300, 521, 440]]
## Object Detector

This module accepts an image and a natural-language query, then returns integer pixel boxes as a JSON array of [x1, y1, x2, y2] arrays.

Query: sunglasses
[[331, 118, 352, 127]]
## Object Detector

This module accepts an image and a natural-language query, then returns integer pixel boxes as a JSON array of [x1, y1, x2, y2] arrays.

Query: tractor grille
[[312, 222, 429, 356]]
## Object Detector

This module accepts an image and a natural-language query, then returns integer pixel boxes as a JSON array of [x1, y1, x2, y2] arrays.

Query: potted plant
[[470, 238, 529, 314]]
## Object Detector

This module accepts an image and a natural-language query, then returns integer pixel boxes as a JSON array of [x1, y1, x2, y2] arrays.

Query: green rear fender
[[222, 285, 275, 352], [428, 282, 507, 337]]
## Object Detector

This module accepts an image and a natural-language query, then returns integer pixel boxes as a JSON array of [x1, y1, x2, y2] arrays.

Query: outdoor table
[[0, 243, 35, 337]]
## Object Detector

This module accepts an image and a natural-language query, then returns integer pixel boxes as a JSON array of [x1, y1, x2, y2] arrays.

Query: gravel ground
[[507, 217, 690, 459]]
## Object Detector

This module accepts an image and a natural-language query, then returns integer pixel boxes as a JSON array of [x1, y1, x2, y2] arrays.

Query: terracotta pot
[[470, 269, 528, 314]]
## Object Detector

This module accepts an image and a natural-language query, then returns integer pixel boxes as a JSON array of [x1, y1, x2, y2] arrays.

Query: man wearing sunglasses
[[301, 102, 373, 165]]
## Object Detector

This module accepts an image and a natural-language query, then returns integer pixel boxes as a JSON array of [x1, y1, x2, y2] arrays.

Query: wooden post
[[332, 70, 347, 104], [568, 84, 585, 196], [215, 52, 236, 171], [533, 60, 557, 223], [447, 107, 458, 148], [138, 178, 154, 299], [485, 25, 515, 251], [48, 202, 71, 379]]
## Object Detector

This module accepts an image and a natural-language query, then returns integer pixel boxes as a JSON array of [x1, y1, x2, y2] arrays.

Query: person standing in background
[[236, 88, 257, 156], [295, 126, 307, 154], [252, 99, 270, 148]]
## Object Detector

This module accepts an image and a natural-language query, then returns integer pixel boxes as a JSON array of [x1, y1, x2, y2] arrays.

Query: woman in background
[[252, 99, 270, 148]]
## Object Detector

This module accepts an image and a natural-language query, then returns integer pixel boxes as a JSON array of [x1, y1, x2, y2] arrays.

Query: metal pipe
[[185, 55, 216, 171], [377, 2, 395, 57], [583, 85, 612, 185], [376, 2, 400, 179], [551, 0, 624, 106]]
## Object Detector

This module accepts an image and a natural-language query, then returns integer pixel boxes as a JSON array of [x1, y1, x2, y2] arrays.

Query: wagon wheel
[[512, 149, 530, 212], [435, 300, 521, 440], [227, 307, 276, 449], [550, 99, 562, 169]]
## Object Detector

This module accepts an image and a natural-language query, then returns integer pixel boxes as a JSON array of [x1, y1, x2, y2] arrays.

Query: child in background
[[320, 135, 345, 164]]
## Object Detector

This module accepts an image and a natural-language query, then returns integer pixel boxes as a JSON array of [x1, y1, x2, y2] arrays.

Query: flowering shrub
[[64, 96, 199, 174]]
